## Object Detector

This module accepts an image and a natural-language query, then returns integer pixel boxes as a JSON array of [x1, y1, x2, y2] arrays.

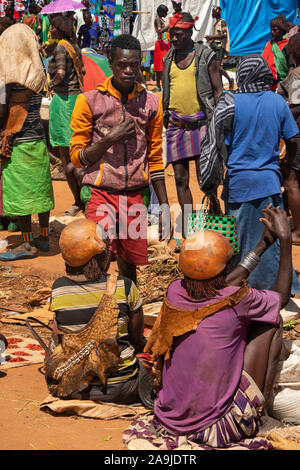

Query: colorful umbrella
[[40, 0, 85, 14], [82, 50, 112, 92]]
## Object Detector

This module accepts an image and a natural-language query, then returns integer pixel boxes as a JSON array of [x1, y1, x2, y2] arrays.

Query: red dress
[[153, 21, 170, 73]]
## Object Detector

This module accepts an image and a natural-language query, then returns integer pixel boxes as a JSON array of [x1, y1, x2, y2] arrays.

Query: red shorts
[[86, 187, 148, 266]]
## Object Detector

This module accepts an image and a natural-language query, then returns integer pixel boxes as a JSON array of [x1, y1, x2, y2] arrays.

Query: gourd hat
[[59, 219, 106, 267], [179, 230, 233, 280]]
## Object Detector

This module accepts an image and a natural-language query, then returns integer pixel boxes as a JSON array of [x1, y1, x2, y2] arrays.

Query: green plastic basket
[[187, 211, 239, 255]]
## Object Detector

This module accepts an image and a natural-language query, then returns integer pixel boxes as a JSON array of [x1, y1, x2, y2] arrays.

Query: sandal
[[0, 249, 37, 261], [0, 242, 37, 261]]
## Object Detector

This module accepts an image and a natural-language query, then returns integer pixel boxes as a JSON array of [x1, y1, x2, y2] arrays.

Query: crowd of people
[[0, 0, 300, 451]]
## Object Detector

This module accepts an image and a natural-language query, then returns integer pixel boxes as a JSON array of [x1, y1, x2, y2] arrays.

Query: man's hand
[[226, 205, 291, 288], [259, 205, 292, 245], [107, 118, 135, 145]]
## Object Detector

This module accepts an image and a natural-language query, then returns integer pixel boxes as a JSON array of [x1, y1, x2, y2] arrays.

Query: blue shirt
[[221, 91, 299, 203], [78, 22, 101, 49]]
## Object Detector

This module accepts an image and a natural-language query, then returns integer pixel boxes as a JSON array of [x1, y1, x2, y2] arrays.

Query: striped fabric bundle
[[102, 0, 116, 40], [113, 0, 124, 38], [198, 91, 235, 192]]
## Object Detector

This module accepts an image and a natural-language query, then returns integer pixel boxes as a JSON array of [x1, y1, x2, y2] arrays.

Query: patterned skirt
[[122, 370, 273, 450], [166, 111, 207, 164]]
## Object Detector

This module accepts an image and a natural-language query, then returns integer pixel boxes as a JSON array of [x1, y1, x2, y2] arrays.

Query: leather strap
[[59, 40, 84, 93], [25, 316, 52, 352]]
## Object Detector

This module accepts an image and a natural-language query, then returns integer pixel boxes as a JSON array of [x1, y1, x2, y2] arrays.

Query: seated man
[[45, 218, 151, 405], [123, 206, 291, 450]]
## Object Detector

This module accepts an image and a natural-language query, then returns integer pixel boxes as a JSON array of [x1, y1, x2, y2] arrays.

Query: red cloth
[[262, 39, 288, 90], [86, 187, 148, 266], [154, 40, 170, 72], [169, 12, 198, 30]]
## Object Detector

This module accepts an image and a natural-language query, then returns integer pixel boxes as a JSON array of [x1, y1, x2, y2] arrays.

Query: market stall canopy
[[82, 50, 112, 92], [41, 0, 86, 14], [220, 0, 299, 56]]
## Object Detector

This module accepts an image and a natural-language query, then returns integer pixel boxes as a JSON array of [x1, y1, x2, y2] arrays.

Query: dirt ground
[[0, 165, 202, 451], [1, 162, 300, 451]]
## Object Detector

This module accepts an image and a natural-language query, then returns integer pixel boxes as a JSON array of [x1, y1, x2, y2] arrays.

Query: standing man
[[205, 6, 234, 90], [70, 34, 170, 284], [200, 54, 300, 294], [73, 0, 95, 37], [162, 11, 223, 243], [78, 9, 103, 52]]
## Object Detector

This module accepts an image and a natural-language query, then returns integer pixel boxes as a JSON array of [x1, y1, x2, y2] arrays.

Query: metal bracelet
[[78, 148, 89, 167], [238, 251, 261, 273]]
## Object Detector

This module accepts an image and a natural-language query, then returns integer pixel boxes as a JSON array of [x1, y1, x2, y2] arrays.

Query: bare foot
[[64, 203, 84, 217]]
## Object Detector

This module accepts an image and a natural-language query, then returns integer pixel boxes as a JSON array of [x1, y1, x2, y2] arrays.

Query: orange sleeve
[[70, 94, 93, 168], [147, 99, 164, 174]]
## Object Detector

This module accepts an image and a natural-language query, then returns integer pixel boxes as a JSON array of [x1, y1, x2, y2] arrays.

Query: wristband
[[238, 251, 260, 273], [78, 148, 90, 166]]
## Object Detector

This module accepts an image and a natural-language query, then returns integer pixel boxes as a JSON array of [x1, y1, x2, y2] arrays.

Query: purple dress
[[154, 280, 281, 435]]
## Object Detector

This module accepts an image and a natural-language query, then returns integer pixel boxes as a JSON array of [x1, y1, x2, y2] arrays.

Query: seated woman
[[46, 218, 151, 405], [123, 206, 291, 450]]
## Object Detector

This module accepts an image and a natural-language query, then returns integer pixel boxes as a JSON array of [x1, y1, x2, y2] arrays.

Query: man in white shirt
[[73, 0, 95, 35]]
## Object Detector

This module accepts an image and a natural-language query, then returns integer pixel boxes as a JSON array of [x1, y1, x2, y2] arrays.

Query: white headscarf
[[0, 23, 46, 93]]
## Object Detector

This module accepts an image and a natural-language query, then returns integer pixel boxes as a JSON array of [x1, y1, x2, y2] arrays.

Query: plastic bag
[[0, 238, 8, 253], [268, 340, 300, 421]]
